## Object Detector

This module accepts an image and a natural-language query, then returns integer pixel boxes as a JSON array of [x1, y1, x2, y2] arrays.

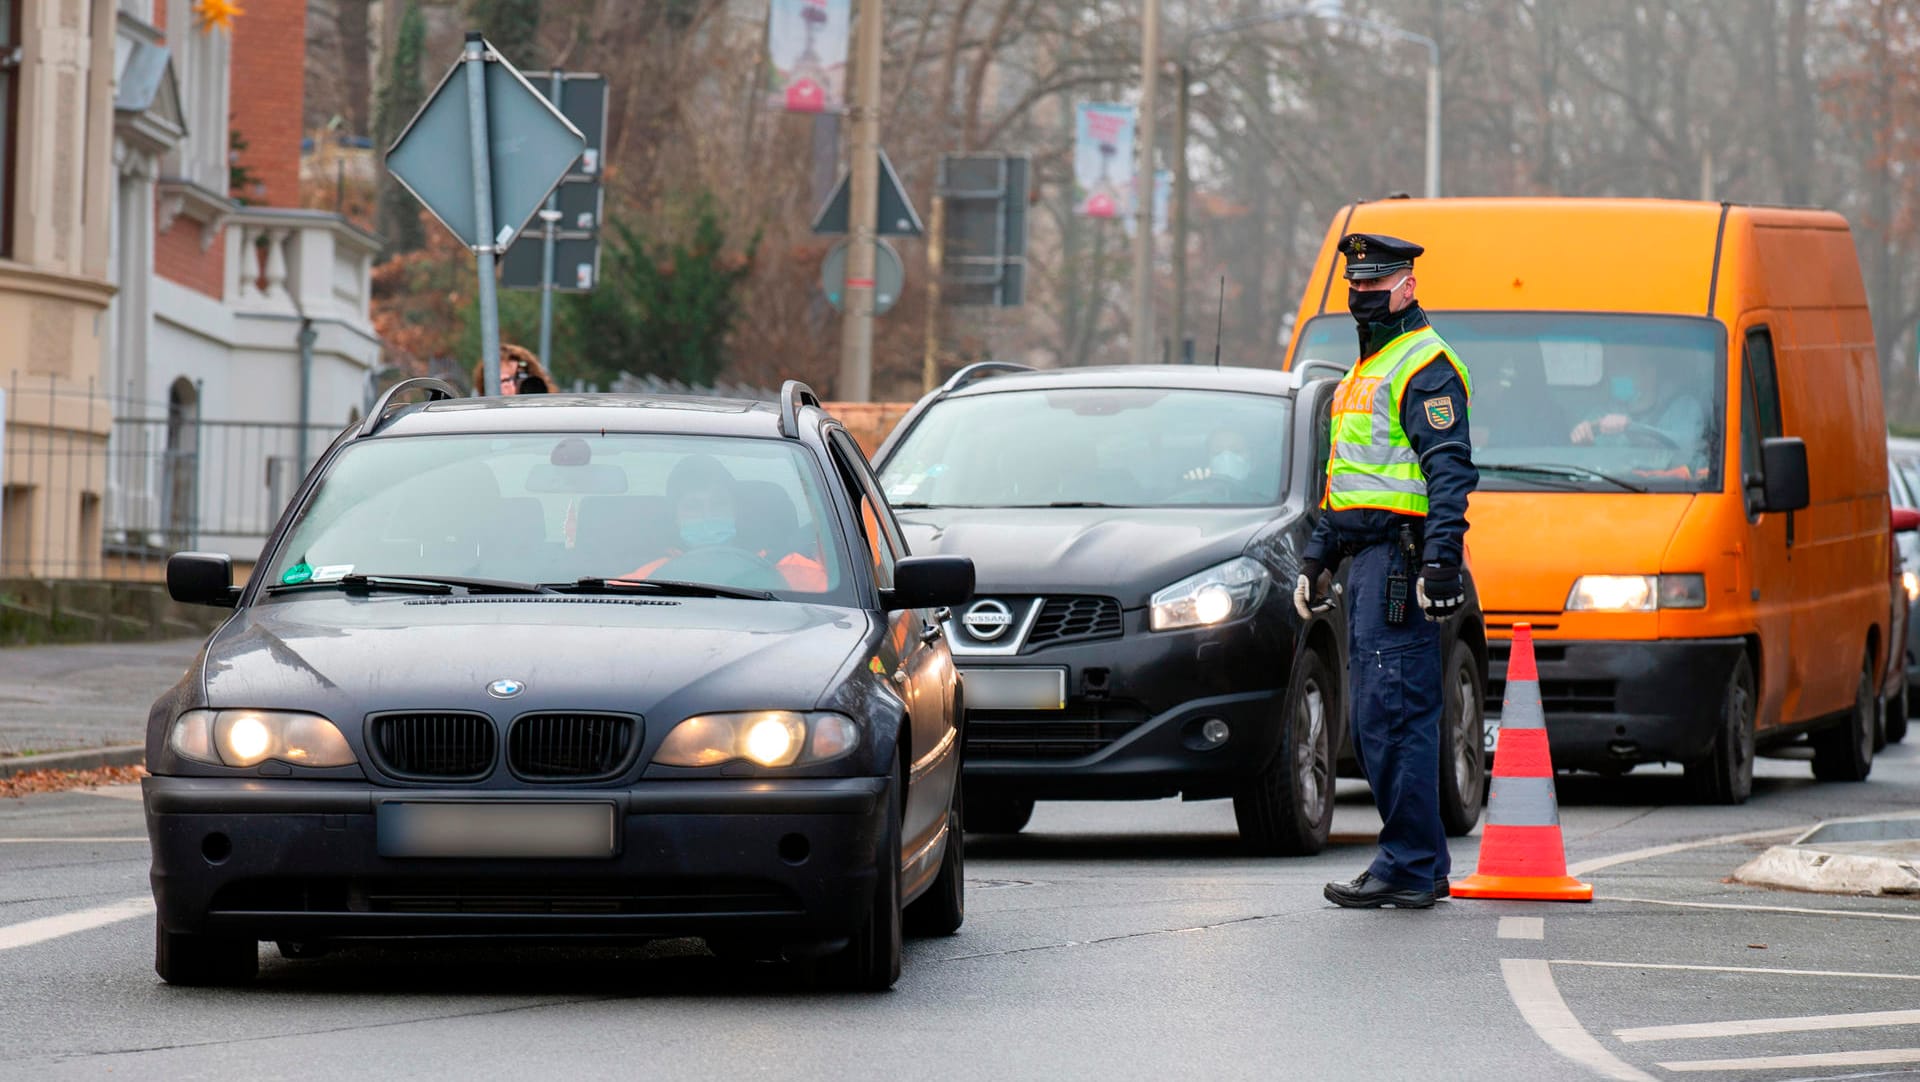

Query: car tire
[[1812, 657, 1876, 782], [1234, 648, 1336, 856], [1684, 653, 1756, 805], [819, 760, 903, 991], [966, 794, 1034, 835], [1889, 686, 1910, 744], [904, 785, 965, 937], [155, 918, 257, 986], [1438, 640, 1487, 837]]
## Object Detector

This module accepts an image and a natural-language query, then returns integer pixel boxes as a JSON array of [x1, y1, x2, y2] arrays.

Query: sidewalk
[[0, 640, 203, 757]]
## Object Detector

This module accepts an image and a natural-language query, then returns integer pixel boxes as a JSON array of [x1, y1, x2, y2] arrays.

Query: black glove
[[1416, 563, 1464, 621], [1293, 559, 1340, 618]]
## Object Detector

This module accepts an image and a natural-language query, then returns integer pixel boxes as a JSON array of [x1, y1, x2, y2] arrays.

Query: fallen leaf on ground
[[0, 764, 149, 800]]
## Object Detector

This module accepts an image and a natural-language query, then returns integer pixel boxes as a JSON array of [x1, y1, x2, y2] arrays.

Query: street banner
[[1074, 103, 1135, 220], [767, 0, 848, 114]]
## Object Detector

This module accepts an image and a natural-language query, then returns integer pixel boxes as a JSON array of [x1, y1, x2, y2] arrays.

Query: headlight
[[1904, 571, 1918, 604], [654, 711, 861, 769], [1150, 557, 1271, 631], [168, 709, 357, 768], [1565, 574, 1705, 612]]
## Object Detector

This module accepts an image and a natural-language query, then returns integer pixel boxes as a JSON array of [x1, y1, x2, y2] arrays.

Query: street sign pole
[[536, 67, 565, 376], [836, 0, 882, 403], [463, 32, 503, 397]]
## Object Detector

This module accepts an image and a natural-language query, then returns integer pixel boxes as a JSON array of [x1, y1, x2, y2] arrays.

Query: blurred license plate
[[962, 668, 1067, 711], [378, 802, 616, 859]]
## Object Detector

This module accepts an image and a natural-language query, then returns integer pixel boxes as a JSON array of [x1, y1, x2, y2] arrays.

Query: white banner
[[767, 0, 849, 114], [1074, 103, 1135, 220]]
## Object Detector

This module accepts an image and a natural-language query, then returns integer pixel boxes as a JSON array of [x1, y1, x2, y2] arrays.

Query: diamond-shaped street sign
[[385, 42, 586, 251]]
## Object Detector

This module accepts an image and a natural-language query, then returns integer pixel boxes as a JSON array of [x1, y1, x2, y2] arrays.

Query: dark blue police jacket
[[1304, 303, 1478, 569]]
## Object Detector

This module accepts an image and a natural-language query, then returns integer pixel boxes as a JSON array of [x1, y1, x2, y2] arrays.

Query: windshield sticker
[[280, 562, 314, 586], [311, 564, 355, 583]]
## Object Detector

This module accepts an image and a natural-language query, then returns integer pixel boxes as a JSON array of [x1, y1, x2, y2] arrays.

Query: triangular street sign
[[812, 149, 925, 237], [386, 40, 586, 251]]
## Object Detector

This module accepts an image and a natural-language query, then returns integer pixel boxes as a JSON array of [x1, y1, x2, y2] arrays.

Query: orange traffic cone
[[1451, 623, 1593, 902]]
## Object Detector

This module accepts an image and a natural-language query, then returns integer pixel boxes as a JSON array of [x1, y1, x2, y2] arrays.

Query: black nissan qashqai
[[146, 380, 973, 990], [874, 363, 1489, 855]]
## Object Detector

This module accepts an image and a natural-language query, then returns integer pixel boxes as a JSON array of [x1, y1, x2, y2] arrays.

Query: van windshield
[[1294, 312, 1725, 494]]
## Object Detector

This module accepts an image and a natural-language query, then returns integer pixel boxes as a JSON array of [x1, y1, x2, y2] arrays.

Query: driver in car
[[1182, 428, 1254, 487], [621, 455, 827, 591], [1568, 354, 1706, 459]]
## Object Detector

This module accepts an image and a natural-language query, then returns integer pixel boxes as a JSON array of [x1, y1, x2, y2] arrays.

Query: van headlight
[[1151, 557, 1272, 631], [1565, 574, 1705, 612], [168, 709, 357, 768], [654, 711, 861, 769]]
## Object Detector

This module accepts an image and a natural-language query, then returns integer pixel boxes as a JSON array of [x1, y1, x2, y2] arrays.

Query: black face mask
[[1348, 286, 1397, 327]]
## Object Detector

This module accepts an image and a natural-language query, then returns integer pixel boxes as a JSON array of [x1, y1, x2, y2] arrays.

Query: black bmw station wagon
[[146, 380, 973, 990]]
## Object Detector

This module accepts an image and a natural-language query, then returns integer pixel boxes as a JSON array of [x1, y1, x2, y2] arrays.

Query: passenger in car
[[620, 455, 828, 591]]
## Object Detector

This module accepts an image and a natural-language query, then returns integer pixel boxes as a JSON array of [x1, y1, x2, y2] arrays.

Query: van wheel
[[1685, 653, 1755, 805], [1811, 659, 1876, 782], [155, 918, 257, 986], [1234, 648, 1336, 855], [1438, 640, 1486, 836], [1889, 686, 1910, 744]]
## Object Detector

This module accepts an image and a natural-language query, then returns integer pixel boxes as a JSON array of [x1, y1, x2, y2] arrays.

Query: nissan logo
[[962, 599, 1015, 641]]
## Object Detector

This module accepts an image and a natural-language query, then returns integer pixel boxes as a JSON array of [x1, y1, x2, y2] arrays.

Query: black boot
[[1323, 871, 1435, 909]]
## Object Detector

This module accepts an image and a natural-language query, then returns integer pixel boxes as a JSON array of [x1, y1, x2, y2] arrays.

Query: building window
[[0, 0, 20, 259]]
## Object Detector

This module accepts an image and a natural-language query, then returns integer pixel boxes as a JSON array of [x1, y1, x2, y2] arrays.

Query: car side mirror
[[1895, 508, 1920, 534], [1757, 437, 1810, 514], [883, 556, 974, 611], [167, 552, 240, 608]]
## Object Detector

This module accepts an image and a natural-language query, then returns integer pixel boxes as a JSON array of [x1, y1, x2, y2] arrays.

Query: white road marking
[[0, 896, 153, 951], [1552, 959, 1920, 982], [1499, 958, 1658, 1082], [1604, 895, 1920, 924], [1498, 916, 1545, 940], [1617, 1008, 1920, 1043], [0, 837, 146, 844], [1566, 827, 1804, 878], [1657, 1048, 1920, 1073]]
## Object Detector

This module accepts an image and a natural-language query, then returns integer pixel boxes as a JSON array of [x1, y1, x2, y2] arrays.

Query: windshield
[[1295, 312, 1726, 493], [879, 387, 1291, 508], [264, 433, 854, 603]]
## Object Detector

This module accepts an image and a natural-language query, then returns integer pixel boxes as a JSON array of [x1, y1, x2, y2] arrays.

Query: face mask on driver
[[1347, 285, 1397, 327], [679, 517, 737, 547], [1210, 451, 1251, 482]]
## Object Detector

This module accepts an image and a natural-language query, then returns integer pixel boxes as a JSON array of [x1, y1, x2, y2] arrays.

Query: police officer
[[1294, 233, 1477, 909]]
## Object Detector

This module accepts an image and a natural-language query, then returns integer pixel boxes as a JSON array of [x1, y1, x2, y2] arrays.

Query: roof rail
[[939, 360, 1033, 395], [357, 377, 461, 438], [778, 380, 823, 439]]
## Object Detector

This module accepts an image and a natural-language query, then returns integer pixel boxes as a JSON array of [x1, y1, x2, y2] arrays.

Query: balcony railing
[[226, 207, 381, 323]]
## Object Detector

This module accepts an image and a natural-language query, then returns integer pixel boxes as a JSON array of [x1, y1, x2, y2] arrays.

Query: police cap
[[1339, 233, 1425, 281]]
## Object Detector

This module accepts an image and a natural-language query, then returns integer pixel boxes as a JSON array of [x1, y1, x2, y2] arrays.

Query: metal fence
[[1, 377, 342, 581]]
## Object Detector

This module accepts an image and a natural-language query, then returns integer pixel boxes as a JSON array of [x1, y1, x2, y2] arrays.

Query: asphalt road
[[3, 747, 1919, 1081]]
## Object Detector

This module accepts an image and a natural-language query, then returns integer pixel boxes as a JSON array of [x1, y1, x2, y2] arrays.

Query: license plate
[[962, 667, 1067, 711], [377, 802, 616, 859]]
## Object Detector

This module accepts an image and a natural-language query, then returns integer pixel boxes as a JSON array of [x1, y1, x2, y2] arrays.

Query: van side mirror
[[882, 556, 975, 611], [1758, 437, 1810, 514], [1895, 508, 1920, 534], [167, 552, 240, 608]]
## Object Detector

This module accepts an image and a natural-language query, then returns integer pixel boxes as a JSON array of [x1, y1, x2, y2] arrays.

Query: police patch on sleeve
[[1423, 396, 1457, 429]]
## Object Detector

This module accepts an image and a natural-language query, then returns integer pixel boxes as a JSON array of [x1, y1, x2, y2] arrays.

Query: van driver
[[1569, 354, 1706, 461]]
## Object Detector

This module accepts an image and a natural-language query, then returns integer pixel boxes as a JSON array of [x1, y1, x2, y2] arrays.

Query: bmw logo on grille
[[487, 678, 525, 699], [962, 599, 1015, 641]]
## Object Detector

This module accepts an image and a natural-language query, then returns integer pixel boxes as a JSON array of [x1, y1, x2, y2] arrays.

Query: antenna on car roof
[[1212, 276, 1226, 368]]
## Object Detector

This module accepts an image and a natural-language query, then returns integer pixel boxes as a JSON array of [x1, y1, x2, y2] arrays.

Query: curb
[[0, 745, 146, 780]]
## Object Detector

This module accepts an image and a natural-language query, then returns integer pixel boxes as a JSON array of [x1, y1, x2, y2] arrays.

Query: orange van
[[1283, 198, 1888, 802]]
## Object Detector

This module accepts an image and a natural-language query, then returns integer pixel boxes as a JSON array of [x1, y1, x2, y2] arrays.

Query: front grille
[[965, 701, 1147, 760], [507, 713, 640, 781], [1026, 596, 1124, 650], [368, 712, 496, 780], [207, 877, 802, 917], [1486, 678, 1618, 716]]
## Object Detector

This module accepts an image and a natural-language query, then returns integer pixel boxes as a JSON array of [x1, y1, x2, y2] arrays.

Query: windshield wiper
[[266, 573, 546, 596], [1480, 463, 1647, 494], [542, 577, 776, 602], [1042, 500, 1124, 508]]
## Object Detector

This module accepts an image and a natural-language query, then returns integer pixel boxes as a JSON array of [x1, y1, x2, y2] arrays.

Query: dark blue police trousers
[[1344, 540, 1450, 890]]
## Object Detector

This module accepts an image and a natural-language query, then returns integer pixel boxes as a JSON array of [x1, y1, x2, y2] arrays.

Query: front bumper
[[144, 776, 888, 944], [956, 610, 1290, 801], [1486, 637, 1745, 770]]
